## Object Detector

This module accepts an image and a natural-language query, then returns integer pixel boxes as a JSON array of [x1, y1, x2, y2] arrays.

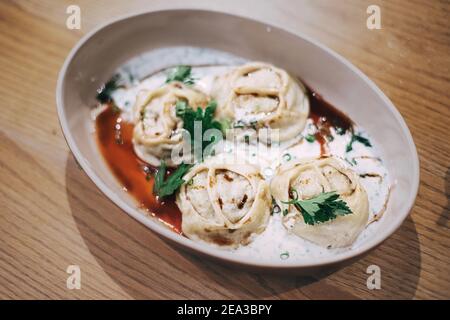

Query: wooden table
[[0, 0, 449, 300]]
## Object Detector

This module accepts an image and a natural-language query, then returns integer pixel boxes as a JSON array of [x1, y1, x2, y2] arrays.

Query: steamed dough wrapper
[[133, 82, 208, 167], [212, 62, 309, 142], [271, 157, 369, 248], [176, 156, 271, 247]]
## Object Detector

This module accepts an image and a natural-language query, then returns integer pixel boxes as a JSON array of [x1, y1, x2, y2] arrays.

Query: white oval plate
[[57, 9, 419, 272]]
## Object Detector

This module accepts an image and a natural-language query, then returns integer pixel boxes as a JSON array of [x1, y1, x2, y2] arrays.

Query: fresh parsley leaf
[[282, 189, 352, 225], [166, 65, 195, 85], [232, 120, 246, 128], [231, 119, 258, 130], [346, 133, 372, 152], [305, 134, 316, 143], [271, 198, 281, 215], [96, 74, 120, 104], [176, 100, 223, 161], [175, 100, 189, 117], [153, 161, 192, 199], [354, 134, 372, 146], [153, 161, 166, 196]]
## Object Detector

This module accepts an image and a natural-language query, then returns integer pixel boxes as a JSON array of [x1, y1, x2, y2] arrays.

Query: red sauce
[[96, 106, 182, 233], [95, 87, 354, 233], [307, 88, 354, 156]]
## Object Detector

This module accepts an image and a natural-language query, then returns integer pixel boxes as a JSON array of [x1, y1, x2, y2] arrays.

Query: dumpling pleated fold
[[133, 82, 208, 166], [176, 155, 271, 248], [271, 156, 369, 248], [212, 62, 309, 143]]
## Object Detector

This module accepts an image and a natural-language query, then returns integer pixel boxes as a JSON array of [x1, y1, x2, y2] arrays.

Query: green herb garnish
[[283, 153, 292, 162], [271, 198, 281, 215], [305, 134, 316, 143], [282, 189, 352, 225], [344, 158, 357, 167], [153, 161, 192, 199], [176, 100, 223, 160], [96, 74, 120, 104], [280, 252, 290, 260], [346, 133, 372, 152], [165, 65, 195, 85], [231, 120, 259, 130]]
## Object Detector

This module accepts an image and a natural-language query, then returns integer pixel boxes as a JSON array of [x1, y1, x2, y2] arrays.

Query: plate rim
[[56, 8, 420, 269]]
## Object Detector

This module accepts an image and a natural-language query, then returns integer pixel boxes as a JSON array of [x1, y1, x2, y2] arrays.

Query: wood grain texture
[[0, 0, 449, 299]]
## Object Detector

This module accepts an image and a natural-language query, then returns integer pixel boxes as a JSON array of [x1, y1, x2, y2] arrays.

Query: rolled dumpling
[[271, 156, 369, 248], [176, 155, 271, 247], [133, 82, 208, 166], [212, 62, 309, 142]]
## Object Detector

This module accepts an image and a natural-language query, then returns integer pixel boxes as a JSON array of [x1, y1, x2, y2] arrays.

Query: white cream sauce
[[104, 47, 391, 263]]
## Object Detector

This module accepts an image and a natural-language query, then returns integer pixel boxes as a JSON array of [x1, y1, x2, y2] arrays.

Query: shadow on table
[[65, 153, 421, 299]]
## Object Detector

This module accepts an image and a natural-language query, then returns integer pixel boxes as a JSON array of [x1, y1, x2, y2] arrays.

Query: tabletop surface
[[0, 0, 449, 299]]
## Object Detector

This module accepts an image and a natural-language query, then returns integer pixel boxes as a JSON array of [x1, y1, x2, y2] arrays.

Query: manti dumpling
[[271, 156, 369, 248], [212, 62, 309, 143], [133, 82, 208, 167], [176, 155, 271, 247]]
